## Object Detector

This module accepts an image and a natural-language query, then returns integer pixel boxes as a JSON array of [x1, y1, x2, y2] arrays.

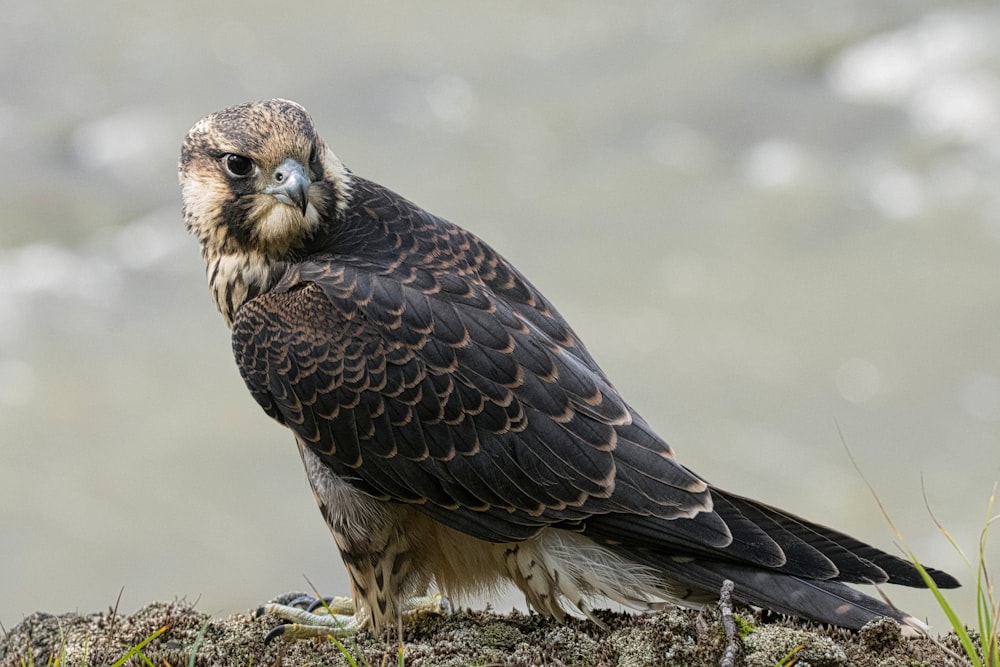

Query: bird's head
[[179, 99, 351, 325], [179, 98, 350, 257]]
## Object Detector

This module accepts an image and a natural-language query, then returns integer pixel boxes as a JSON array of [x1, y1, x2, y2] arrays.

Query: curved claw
[[306, 597, 334, 613], [264, 624, 288, 646], [289, 595, 322, 610]]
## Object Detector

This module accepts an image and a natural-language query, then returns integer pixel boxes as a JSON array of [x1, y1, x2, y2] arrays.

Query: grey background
[[1, 1, 998, 634]]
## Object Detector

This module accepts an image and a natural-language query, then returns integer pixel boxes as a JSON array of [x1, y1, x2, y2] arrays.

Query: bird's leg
[[258, 593, 447, 643]]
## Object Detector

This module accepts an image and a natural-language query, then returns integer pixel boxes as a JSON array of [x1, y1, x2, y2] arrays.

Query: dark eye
[[223, 154, 254, 177]]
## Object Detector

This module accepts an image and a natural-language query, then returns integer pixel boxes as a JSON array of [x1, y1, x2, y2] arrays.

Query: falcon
[[178, 99, 957, 639]]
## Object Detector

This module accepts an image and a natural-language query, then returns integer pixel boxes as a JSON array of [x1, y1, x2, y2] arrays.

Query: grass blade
[[109, 625, 167, 667], [187, 618, 211, 667], [836, 424, 994, 667]]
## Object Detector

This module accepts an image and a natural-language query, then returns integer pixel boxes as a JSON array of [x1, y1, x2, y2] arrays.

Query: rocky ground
[[0, 598, 981, 667]]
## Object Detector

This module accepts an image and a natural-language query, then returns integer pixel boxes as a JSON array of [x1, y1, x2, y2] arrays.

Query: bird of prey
[[179, 99, 957, 639]]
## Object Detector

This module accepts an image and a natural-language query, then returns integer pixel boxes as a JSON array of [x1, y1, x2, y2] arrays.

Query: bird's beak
[[264, 158, 311, 215]]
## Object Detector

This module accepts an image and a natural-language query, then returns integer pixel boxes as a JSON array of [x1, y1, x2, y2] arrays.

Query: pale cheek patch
[[181, 175, 229, 243]]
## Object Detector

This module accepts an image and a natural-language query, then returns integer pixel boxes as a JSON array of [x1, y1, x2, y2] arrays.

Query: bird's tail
[[586, 486, 959, 630], [626, 553, 929, 631]]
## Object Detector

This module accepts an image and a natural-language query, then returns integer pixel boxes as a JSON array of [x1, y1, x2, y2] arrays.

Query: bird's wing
[[231, 255, 710, 543]]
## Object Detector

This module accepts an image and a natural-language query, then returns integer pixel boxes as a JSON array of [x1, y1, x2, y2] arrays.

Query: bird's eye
[[223, 154, 255, 178]]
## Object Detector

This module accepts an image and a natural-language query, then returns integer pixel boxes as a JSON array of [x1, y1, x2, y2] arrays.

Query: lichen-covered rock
[[859, 616, 905, 655], [743, 625, 847, 666], [0, 599, 967, 667]]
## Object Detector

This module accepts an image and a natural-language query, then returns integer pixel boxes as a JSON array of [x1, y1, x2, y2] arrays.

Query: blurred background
[[1, 1, 998, 635]]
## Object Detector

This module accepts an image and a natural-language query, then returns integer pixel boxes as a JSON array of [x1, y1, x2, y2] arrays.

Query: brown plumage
[[179, 99, 958, 635]]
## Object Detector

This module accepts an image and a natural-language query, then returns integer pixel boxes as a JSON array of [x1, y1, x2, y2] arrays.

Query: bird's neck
[[204, 250, 288, 328]]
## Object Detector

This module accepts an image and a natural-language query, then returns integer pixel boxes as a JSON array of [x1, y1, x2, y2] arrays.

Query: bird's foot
[[257, 594, 359, 643], [407, 592, 452, 621], [257, 593, 449, 643]]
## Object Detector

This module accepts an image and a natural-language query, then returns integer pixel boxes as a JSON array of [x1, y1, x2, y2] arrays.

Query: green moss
[[734, 613, 756, 639]]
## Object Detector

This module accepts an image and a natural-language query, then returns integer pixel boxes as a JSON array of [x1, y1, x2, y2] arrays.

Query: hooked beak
[[264, 158, 311, 215]]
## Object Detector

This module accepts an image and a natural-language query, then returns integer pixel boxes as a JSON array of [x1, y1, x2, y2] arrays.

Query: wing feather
[[232, 261, 708, 543]]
